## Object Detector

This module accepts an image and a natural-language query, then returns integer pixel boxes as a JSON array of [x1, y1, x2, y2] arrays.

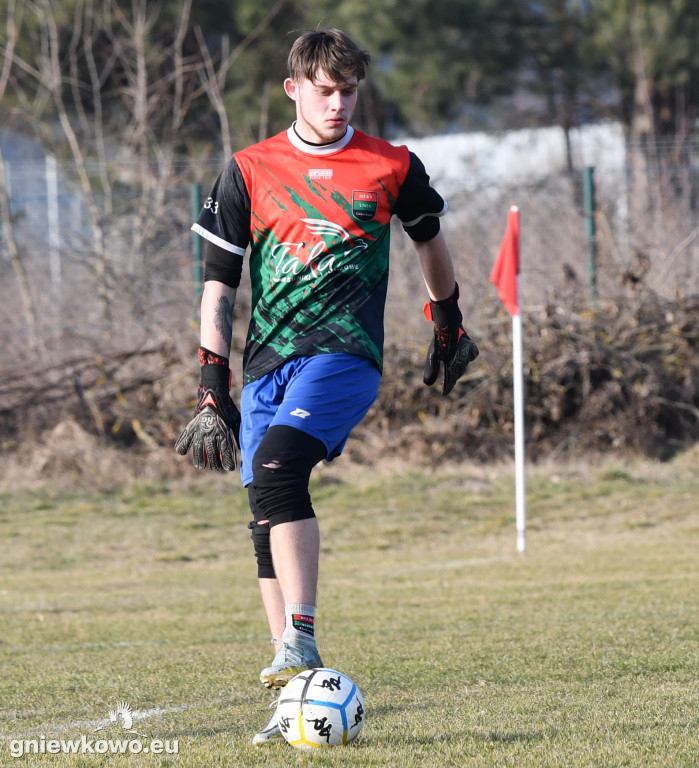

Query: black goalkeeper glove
[[174, 347, 241, 471], [423, 283, 480, 396]]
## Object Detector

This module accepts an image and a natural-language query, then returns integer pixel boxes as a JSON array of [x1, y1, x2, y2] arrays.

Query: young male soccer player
[[175, 28, 479, 744]]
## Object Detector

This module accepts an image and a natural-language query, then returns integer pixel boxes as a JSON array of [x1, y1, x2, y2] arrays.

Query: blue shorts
[[239, 354, 381, 486]]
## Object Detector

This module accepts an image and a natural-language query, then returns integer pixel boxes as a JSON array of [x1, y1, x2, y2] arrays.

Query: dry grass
[[0, 447, 697, 766]]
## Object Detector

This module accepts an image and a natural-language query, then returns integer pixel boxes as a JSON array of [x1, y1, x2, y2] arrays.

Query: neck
[[286, 123, 355, 155], [293, 122, 347, 147]]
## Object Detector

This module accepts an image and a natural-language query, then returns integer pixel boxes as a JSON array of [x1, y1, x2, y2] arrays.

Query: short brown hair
[[287, 28, 370, 84]]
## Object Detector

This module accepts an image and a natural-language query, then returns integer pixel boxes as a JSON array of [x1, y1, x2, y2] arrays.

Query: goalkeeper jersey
[[193, 124, 447, 384]]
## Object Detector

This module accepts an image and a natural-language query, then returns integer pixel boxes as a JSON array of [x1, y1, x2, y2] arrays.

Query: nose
[[329, 90, 343, 112]]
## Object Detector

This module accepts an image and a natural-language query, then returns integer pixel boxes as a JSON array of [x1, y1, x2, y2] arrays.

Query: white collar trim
[[286, 123, 354, 155]]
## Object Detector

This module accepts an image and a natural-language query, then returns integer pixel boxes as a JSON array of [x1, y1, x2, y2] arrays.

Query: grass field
[[1, 450, 697, 767]]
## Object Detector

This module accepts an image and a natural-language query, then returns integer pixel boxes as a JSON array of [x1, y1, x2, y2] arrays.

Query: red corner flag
[[490, 206, 520, 316]]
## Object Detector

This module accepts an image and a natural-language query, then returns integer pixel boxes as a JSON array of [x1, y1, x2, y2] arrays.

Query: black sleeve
[[395, 152, 448, 242], [203, 241, 244, 288], [194, 158, 250, 288]]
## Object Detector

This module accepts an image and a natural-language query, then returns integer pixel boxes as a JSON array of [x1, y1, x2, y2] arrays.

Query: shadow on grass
[[479, 730, 546, 744], [366, 705, 549, 747], [393, 730, 547, 746]]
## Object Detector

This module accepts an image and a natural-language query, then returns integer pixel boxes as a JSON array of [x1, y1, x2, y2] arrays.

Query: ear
[[284, 78, 298, 101]]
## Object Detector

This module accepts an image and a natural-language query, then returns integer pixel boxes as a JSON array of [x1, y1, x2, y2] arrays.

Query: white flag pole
[[491, 204, 527, 553], [512, 280, 526, 553]]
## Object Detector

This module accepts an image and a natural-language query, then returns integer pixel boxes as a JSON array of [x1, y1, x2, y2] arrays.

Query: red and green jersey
[[193, 125, 447, 384]]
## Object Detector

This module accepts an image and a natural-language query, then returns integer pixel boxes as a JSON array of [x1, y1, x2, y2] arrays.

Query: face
[[284, 69, 358, 144]]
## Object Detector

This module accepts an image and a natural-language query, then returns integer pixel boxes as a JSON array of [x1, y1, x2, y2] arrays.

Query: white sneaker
[[252, 700, 284, 746], [259, 634, 323, 690]]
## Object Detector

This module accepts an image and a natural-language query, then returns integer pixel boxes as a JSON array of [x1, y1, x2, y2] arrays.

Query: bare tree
[[194, 0, 285, 157], [1, 0, 212, 340]]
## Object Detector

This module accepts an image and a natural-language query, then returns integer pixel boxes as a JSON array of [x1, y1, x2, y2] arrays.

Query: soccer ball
[[276, 668, 364, 749]]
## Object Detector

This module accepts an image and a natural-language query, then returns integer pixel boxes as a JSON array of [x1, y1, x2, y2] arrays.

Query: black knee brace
[[248, 519, 276, 579], [247, 425, 326, 579]]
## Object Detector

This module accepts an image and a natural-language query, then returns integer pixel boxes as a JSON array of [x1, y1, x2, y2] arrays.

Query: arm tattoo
[[214, 296, 233, 350]]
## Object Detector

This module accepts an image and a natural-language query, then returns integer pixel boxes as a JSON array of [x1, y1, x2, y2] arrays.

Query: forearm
[[200, 280, 237, 357], [413, 230, 457, 302]]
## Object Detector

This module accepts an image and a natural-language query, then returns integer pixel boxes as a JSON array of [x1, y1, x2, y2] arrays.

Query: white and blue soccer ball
[[276, 668, 365, 749]]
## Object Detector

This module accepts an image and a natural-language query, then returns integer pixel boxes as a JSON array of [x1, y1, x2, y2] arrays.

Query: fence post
[[583, 166, 597, 301], [190, 182, 203, 319], [46, 154, 61, 288]]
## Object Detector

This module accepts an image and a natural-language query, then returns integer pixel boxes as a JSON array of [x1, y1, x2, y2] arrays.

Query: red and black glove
[[423, 283, 479, 396], [174, 347, 241, 471]]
